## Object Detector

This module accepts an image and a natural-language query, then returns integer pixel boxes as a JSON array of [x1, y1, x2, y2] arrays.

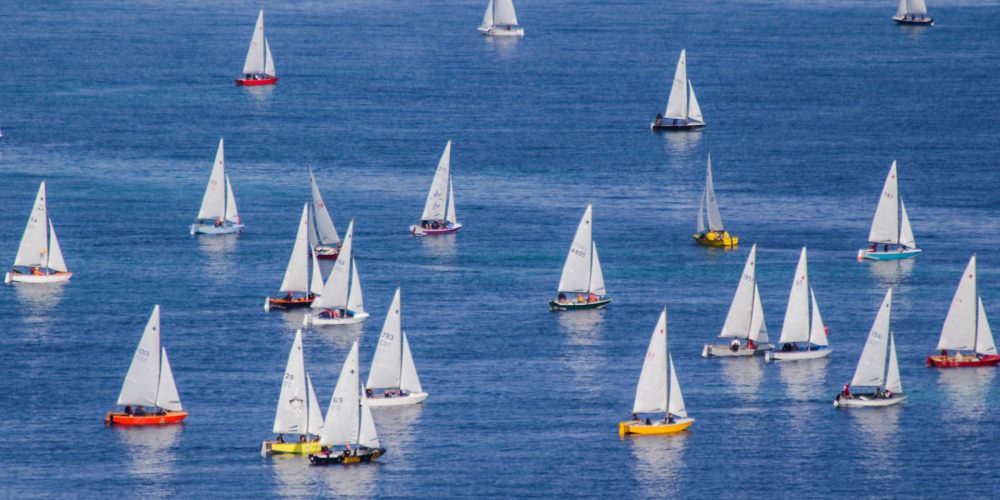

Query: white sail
[[367, 288, 402, 390], [46, 221, 67, 272], [558, 205, 593, 293], [687, 81, 703, 123], [589, 241, 606, 296], [667, 355, 687, 418], [156, 348, 182, 412], [809, 288, 829, 347], [494, 0, 519, 26], [197, 138, 226, 221], [481, 0, 495, 27], [696, 190, 706, 234], [779, 247, 810, 344], [885, 333, 903, 394], [310, 250, 324, 296], [347, 259, 364, 313], [868, 161, 899, 244], [421, 141, 452, 221], [320, 342, 360, 447], [14, 182, 49, 268], [664, 50, 688, 120], [976, 297, 997, 355], [273, 330, 308, 435], [242, 10, 266, 75], [307, 373, 324, 436], [309, 167, 340, 245], [896, 0, 908, 16], [704, 154, 724, 231], [400, 333, 423, 393], [750, 284, 769, 343], [224, 175, 240, 224], [851, 289, 893, 388], [117, 306, 162, 408], [358, 395, 381, 448], [633, 309, 668, 414], [279, 205, 311, 293], [446, 177, 458, 225], [938, 255, 976, 351], [907, 0, 928, 15], [264, 38, 275, 76], [721, 244, 757, 339], [312, 220, 354, 309], [899, 198, 915, 248]]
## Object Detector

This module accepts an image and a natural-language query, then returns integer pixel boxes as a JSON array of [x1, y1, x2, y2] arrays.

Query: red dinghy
[[236, 10, 278, 87], [927, 354, 1000, 368], [236, 76, 278, 86], [929, 256, 999, 369], [105, 411, 188, 426]]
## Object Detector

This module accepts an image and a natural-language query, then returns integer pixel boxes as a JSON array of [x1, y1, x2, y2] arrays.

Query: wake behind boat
[[693, 153, 737, 247], [190, 138, 244, 235], [236, 10, 278, 85], [265, 204, 325, 311], [105, 305, 187, 426], [365, 289, 428, 407], [926, 255, 1000, 368], [858, 161, 920, 261], [261, 330, 324, 455], [834, 289, 905, 408], [765, 247, 832, 362], [550, 205, 611, 311], [5, 181, 72, 284], [309, 166, 342, 259], [478, 0, 524, 37], [410, 141, 462, 236], [702, 244, 773, 357], [304, 220, 369, 326], [651, 49, 704, 131], [893, 0, 933, 25]]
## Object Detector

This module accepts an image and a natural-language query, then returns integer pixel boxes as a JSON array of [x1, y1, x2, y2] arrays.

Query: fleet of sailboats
[[265, 204, 325, 311], [261, 330, 325, 455], [236, 10, 278, 85], [190, 138, 244, 235], [835, 289, 905, 408], [304, 220, 368, 325], [858, 161, 920, 261], [893, 0, 933, 25], [365, 288, 428, 407], [693, 153, 737, 247], [410, 142, 462, 236], [651, 49, 705, 131], [478, 0, 524, 37], [309, 167, 342, 259], [703, 245, 773, 357], [926, 255, 1000, 368], [765, 247, 832, 362], [5, 181, 72, 284], [550, 204, 611, 311]]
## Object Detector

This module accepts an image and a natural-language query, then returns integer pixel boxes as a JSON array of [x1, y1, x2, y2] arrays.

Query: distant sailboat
[[619, 308, 694, 436], [366, 288, 428, 407], [309, 166, 342, 259], [478, 0, 524, 37], [105, 305, 188, 425], [5, 181, 72, 284], [835, 289, 905, 408], [304, 220, 369, 325], [550, 204, 611, 311], [190, 138, 244, 235], [309, 342, 387, 465], [693, 153, 737, 247], [236, 10, 278, 85], [893, 0, 933, 25], [926, 255, 1000, 368], [858, 161, 920, 261], [410, 141, 462, 236], [261, 330, 325, 455], [765, 247, 832, 362], [702, 244, 773, 357], [651, 49, 705, 131], [265, 204, 325, 311]]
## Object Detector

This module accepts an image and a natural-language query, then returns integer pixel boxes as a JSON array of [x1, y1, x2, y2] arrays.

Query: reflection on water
[[628, 431, 688, 496], [14, 283, 67, 340], [850, 405, 902, 482], [720, 358, 765, 400], [777, 357, 829, 401], [938, 368, 996, 423], [317, 460, 379, 497], [116, 424, 182, 493], [243, 84, 275, 104], [867, 258, 915, 287], [370, 404, 422, 468], [312, 322, 365, 353], [418, 234, 457, 259], [197, 235, 239, 283], [271, 455, 317, 499], [557, 309, 605, 345], [484, 36, 519, 60], [558, 310, 606, 396], [659, 129, 702, 156], [279, 309, 311, 332]]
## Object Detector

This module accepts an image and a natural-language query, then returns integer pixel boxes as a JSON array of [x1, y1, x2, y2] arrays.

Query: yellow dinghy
[[619, 417, 695, 436], [694, 230, 738, 247], [693, 153, 738, 248], [262, 330, 326, 457], [262, 439, 323, 455]]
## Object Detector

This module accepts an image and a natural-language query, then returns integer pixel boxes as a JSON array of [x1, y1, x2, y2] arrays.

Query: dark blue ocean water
[[3, 0, 1000, 496]]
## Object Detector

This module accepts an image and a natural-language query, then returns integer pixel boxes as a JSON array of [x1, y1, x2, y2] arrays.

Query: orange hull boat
[[926, 354, 1000, 368], [105, 411, 188, 426]]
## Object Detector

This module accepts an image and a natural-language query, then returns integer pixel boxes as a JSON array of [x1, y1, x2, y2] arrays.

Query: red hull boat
[[926, 354, 1000, 368], [236, 76, 278, 86], [105, 411, 188, 426]]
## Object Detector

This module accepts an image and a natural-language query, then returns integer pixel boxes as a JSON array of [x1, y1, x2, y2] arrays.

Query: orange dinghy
[[105, 411, 188, 426]]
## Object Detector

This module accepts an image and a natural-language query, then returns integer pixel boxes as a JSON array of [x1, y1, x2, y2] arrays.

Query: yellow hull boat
[[618, 418, 694, 436], [693, 231, 738, 247], [261, 440, 322, 456]]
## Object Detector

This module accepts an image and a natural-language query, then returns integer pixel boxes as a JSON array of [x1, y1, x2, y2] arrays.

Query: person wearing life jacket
[[841, 384, 851, 398]]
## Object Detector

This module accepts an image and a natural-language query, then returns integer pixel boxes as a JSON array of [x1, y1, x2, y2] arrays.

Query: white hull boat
[[5, 271, 72, 284], [304, 311, 369, 326], [191, 138, 244, 236], [834, 393, 906, 408], [766, 348, 833, 362], [765, 247, 832, 363], [702, 343, 773, 358], [478, 26, 524, 37], [704, 244, 772, 358], [479, 0, 524, 37], [365, 289, 427, 407], [6, 182, 72, 285], [834, 289, 905, 408], [366, 392, 428, 407], [190, 222, 244, 236], [305, 220, 369, 326]]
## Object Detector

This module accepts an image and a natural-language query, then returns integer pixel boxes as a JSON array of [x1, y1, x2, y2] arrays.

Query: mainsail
[[850, 289, 893, 388], [313, 221, 354, 309], [197, 139, 227, 221], [421, 142, 452, 222], [557, 205, 594, 293], [13, 182, 48, 268]]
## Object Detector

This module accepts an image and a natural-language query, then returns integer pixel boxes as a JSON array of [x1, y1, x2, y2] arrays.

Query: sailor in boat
[[781, 343, 799, 352], [730, 338, 741, 351], [318, 308, 353, 319], [655, 114, 663, 127], [124, 405, 132, 415], [667, 413, 675, 424]]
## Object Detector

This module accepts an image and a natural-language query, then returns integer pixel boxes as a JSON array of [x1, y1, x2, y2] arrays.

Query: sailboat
[[105, 305, 188, 425], [619, 308, 694, 436], [835, 289, 905, 408], [410, 141, 462, 236], [651, 49, 705, 131], [304, 220, 369, 325], [309, 342, 386, 465], [893, 0, 933, 25], [190, 138, 244, 235], [261, 330, 325, 455], [550, 204, 611, 311], [926, 255, 1000, 368], [365, 288, 428, 407], [765, 247, 832, 362], [478, 0, 524, 37], [265, 204, 326, 311], [5, 181, 72, 284], [858, 161, 920, 261], [309, 166, 342, 259], [693, 153, 737, 247], [236, 10, 278, 85], [702, 244, 773, 357]]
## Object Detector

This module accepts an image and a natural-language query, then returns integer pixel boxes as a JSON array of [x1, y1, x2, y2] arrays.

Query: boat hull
[[619, 418, 695, 436], [834, 394, 906, 408], [190, 223, 244, 236], [765, 348, 833, 363], [366, 392, 428, 407], [857, 248, 921, 261], [693, 232, 738, 247], [702, 343, 773, 358], [236, 76, 279, 86], [549, 297, 612, 311], [651, 121, 705, 131], [304, 311, 370, 326], [926, 354, 1000, 368], [309, 447, 386, 465], [261, 440, 322, 456], [410, 224, 462, 236], [5, 271, 72, 284], [314, 245, 340, 260], [893, 16, 933, 25], [104, 411, 188, 426], [478, 26, 524, 37], [264, 296, 316, 311]]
